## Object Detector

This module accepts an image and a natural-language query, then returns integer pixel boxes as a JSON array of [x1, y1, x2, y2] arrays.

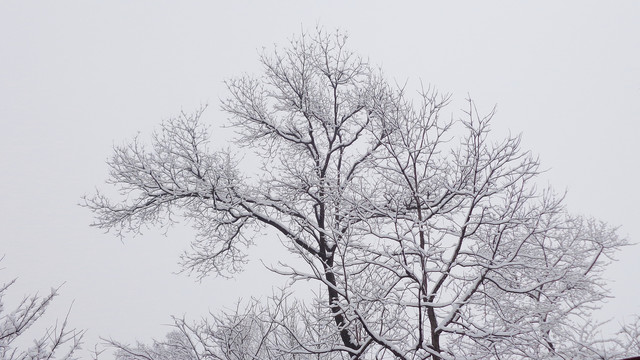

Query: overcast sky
[[1, 2, 638, 358]]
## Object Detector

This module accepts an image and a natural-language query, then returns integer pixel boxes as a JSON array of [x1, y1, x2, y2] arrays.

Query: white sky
[[1, 2, 638, 358]]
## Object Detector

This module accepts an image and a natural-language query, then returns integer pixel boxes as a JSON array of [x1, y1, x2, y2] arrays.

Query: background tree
[[0, 262, 84, 360], [84, 29, 627, 359], [107, 291, 353, 360]]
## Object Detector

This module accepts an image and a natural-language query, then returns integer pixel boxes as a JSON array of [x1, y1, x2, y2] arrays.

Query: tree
[[84, 29, 627, 359], [107, 291, 346, 360], [618, 316, 640, 358], [0, 262, 84, 360]]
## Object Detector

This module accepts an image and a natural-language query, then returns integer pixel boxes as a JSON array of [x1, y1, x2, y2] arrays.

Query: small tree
[[107, 291, 343, 360], [85, 29, 626, 359], [0, 265, 84, 360], [613, 316, 640, 359]]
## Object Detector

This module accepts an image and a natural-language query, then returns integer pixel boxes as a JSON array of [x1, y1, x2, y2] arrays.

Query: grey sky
[[1, 2, 638, 358]]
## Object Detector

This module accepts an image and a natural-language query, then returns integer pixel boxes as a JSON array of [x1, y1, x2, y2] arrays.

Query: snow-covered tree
[[108, 291, 353, 360], [0, 264, 84, 360], [85, 29, 627, 359]]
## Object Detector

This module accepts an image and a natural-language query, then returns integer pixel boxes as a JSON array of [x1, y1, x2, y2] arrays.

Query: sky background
[[1, 2, 639, 358]]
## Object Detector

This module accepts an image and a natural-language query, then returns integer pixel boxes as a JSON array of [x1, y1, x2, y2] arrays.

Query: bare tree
[[0, 264, 84, 360], [107, 290, 354, 360], [84, 29, 627, 359], [613, 316, 640, 359]]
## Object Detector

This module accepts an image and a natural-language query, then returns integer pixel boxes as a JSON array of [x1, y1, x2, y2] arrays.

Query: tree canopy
[[85, 29, 630, 359]]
